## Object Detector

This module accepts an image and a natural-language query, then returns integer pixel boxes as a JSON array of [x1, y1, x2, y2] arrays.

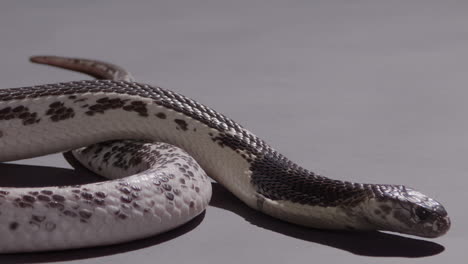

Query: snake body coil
[[0, 56, 450, 253]]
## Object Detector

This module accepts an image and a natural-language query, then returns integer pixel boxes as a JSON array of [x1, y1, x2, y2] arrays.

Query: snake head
[[365, 185, 450, 238]]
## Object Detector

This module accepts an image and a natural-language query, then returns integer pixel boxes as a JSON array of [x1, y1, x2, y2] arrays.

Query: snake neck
[[206, 131, 381, 230]]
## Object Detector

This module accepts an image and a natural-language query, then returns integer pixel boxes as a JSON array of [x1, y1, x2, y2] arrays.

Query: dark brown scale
[[19, 202, 33, 208], [31, 215, 46, 222], [95, 191, 107, 198], [41, 190, 53, 195], [119, 187, 131, 194], [22, 195, 36, 203], [131, 185, 141, 191], [0, 107, 11, 114], [37, 195, 51, 202], [162, 184, 172, 191], [122, 105, 134, 111], [165, 192, 174, 201], [49, 202, 65, 210], [49, 102, 63, 108], [117, 213, 128, 220], [64, 210, 78, 217], [153, 180, 161, 186], [79, 210, 92, 219], [156, 112, 166, 119], [89, 105, 103, 111], [120, 196, 132, 203], [81, 192, 93, 200], [52, 194, 65, 202], [121, 204, 131, 210], [96, 98, 109, 103], [94, 198, 105, 205], [12, 106, 25, 112]]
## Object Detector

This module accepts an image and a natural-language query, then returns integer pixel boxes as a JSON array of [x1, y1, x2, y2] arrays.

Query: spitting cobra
[[0, 56, 450, 253]]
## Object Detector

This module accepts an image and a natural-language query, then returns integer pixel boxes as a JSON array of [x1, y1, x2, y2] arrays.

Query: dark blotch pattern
[[122, 100, 148, 116], [73, 140, 205, 219], [156, 112, 166, 119], [0, 140, 209, 228], [82, 140, 162, 171], [9, 222, 19, 230], [85, 97, 126, 116], [46, 101, 75, 122], [6, 188, 102, 223], [84, 97, 148, 117], [0, 105, 40, 125], [174, 119, 188, 131]]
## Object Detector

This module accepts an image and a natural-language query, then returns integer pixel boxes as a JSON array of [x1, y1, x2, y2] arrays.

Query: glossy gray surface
[[0, 0, 465, 263]]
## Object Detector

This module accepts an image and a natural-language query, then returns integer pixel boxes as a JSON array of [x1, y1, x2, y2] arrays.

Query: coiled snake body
[[0, 56, 450, 253]]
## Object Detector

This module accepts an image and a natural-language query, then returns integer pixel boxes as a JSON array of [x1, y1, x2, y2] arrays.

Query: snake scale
[[0, 56, 450, 253]]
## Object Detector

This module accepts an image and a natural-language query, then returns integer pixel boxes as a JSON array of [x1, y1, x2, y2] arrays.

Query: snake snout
[[434, 216, 450, 237], [416, 204, 450, 238]]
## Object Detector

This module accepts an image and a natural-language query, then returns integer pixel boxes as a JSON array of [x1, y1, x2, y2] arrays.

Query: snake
[[0, 56, 450, 253]]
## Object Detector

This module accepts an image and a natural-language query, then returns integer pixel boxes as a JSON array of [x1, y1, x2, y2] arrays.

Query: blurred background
[[0, 0, 466, 263]]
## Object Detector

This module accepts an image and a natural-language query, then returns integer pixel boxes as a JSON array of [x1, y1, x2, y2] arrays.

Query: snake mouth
[[410, 215, 451, 238], [432, 216, 450, 237]]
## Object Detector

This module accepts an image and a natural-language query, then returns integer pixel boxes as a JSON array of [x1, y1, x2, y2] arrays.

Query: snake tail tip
[[29, 55, 60, 64]]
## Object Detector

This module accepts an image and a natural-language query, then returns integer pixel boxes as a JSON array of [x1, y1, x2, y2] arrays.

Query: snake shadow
[[0, 163, 445, 262], [0, 162, 205, 264], [210, 182, 445, 258]]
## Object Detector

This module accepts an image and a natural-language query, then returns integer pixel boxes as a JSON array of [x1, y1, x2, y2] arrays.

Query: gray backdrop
[[0, 0, 465, 263]]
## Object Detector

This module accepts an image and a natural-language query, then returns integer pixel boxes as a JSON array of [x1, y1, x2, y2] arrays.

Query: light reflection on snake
[[0, 56, 450, 253]]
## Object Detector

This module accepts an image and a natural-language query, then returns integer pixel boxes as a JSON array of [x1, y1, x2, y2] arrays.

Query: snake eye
[[415, 207, 430, 221]]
